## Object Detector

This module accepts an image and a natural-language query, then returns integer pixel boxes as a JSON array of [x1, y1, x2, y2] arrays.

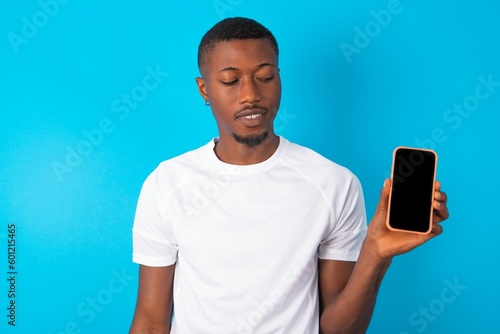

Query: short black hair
[[197, 17, 279, 69]]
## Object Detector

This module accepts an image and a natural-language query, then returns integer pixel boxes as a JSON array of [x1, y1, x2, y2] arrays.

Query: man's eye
[[259, 76, 274, 82], [221, 79, 238, 86]]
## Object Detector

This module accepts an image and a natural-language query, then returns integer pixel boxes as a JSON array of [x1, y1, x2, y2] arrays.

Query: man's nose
[[239, 78, 261, 104]]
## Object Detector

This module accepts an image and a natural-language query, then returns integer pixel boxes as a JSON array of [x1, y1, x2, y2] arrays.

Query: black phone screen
[[388, 148, 437, 233]]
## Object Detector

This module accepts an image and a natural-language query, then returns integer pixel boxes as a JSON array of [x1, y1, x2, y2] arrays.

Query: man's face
[[196, 39, 281, 147]]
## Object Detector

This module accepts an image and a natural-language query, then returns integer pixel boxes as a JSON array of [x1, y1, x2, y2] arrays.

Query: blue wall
[[1, 1, 499, 333]]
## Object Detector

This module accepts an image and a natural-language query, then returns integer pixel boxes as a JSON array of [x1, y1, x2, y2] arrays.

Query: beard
[[232, 131, 269, 148]]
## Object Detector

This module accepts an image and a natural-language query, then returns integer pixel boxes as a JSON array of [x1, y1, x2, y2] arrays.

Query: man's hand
[[365, 179, 449, 260]]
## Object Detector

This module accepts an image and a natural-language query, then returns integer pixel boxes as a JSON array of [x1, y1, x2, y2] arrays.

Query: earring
[[205, 101, 210, 106]]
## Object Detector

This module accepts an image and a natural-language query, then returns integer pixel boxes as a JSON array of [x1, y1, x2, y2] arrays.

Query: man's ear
[[195, 77, 209, 102]]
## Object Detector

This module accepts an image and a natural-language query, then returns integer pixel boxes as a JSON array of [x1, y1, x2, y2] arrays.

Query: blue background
[[1, 0, 499, 333]]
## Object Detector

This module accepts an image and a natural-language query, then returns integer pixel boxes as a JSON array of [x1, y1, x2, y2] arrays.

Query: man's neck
[[214, 133, 280, 165]]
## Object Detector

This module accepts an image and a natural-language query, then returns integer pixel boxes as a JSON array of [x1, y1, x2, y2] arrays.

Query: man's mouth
[[235, 107, 267, 119], [239, 113, 263, 120], [235, 108, 267, 127]]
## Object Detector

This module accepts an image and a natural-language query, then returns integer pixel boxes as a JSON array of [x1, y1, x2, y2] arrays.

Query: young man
[[129, 17, 449, 334]]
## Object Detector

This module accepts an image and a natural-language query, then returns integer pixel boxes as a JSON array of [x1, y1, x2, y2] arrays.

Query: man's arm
[[129, 264, 175, 334], [319, 180, 449, 334], [318, 247, 391, 333]]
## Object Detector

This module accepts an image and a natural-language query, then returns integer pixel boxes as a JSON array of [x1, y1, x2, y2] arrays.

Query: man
[[129, 17, 449, 333]]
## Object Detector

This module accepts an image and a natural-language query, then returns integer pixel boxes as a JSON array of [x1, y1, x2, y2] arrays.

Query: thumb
[[374, 179, 391, 217]]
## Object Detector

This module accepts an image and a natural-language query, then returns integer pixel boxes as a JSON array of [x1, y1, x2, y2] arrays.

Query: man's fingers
[[435, 181, 441, 192], [431, 222, 443, 236], [434, 190, 448, 204], [433, 181, 449, 223], [375, 179, 391, 214], [433, 199, 449, 222]]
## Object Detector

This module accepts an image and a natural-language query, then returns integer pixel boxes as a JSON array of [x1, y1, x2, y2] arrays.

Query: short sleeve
[[132, 170, 178, 267], [319, 175, 367, 261]]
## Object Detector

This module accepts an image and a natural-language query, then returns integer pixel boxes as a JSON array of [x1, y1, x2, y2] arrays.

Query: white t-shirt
[[132, 137, 367, 334]]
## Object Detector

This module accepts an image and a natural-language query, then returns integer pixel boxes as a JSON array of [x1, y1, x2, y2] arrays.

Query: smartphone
[[386, 147, 438, 234]]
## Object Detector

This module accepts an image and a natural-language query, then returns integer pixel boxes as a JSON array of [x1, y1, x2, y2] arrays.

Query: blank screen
[[389, 148, 436, 233]]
